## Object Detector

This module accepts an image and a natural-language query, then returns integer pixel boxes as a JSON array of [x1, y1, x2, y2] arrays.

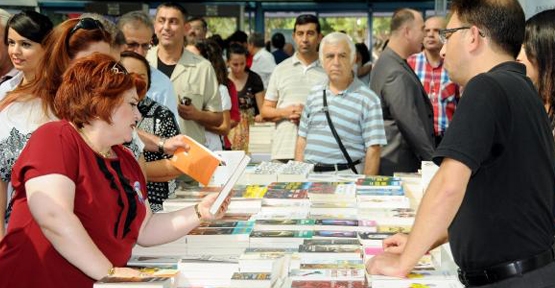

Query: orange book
[[170, 135, 222, 185]]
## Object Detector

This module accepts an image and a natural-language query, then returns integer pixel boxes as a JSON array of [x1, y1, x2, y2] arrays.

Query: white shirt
[[205, 84, 232, 151], [250, 49, 276, 89], [0, 71, 23, 101]]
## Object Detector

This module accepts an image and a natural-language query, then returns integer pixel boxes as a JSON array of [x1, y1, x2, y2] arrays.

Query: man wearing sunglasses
[[368, 1, 555, 287], [117, 11, 179, 122], [147, 2, 222, 145]]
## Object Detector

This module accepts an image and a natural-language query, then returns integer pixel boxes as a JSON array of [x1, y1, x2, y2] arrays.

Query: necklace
[[78, 128, 112, 158]]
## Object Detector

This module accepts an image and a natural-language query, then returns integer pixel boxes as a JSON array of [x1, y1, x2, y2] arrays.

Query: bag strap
[[322, 89, 358, 174]]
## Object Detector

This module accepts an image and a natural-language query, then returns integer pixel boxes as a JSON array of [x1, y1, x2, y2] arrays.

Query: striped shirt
[[407, 52, 460, 135], [298, 78, 387, 165]]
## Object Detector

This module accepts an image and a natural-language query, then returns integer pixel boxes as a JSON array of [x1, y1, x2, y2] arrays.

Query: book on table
[[94, 267, 179, 288]]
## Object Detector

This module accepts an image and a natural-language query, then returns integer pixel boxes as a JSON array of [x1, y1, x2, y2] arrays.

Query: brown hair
[[54, 53, 146, 128], [0, 18, 111, 115], [450, 0, 524, 58]]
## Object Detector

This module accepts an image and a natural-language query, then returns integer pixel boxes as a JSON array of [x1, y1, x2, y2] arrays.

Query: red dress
[[0, 121, 147, 288]]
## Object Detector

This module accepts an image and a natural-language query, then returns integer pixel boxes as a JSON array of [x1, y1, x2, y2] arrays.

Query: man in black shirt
[[367, 0, 555, 287]]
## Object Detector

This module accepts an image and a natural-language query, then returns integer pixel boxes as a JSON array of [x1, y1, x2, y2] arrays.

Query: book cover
[[209, 154, 251, 215], [170, 135, 223, 185], [313, 230, 358, 239], [94, 277, 173, 288]]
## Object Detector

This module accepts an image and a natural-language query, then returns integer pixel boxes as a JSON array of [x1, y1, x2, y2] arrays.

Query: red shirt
[[0, 121, 147, 288]]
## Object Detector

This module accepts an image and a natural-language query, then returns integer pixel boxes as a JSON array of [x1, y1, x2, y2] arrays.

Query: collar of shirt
[[323, 77, 363, 97], [292, 53, 321, 70]]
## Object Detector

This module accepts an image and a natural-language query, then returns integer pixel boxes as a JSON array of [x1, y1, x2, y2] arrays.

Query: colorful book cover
[[313, 230, 358, 238], [250, 230, 313, 238], [299, 244, 361, 254], [231, 272, 271, 280]]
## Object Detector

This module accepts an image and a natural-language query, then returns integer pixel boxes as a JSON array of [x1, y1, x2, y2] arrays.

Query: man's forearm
[[294, 137, 307, 161], [364, 146, 381, 175], [196, 111, 223, 127], [398, 159, 469, 271]]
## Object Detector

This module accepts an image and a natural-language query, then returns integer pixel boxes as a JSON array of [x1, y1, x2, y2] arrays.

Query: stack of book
[[277, 161, 315, 182], [355, 176, 411, 209], [249, 230, 314, 249], [238, 248, 298, 273], [185, 221, 253, 255], [357, 207, 415, 234], [94, 267, 179, 288], [369, 267, 462, 288], [177, 255, 239, 287]]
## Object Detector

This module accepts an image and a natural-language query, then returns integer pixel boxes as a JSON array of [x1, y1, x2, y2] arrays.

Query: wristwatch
[[157, 137, 166, 154], [194, 203, 202, 220]]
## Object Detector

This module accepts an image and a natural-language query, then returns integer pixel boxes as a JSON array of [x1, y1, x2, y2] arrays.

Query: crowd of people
[[0, 0, 555, 287]]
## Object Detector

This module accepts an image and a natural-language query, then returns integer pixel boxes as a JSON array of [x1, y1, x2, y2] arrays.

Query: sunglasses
[[66, 18, 105, 51]]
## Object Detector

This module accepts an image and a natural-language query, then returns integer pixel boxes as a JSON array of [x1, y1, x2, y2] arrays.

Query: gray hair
[[117, 11, 154, 32], [319, 32, 356, 65], [0, 8, 11, 27]]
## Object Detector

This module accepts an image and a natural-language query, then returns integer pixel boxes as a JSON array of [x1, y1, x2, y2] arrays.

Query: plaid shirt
[[407, 52, 460, 135]]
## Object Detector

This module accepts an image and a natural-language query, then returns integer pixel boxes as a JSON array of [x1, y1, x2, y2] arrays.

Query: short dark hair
[[271, 32, 285, 49], [156, 2, 188, 21], [188, 16, 207, 31], [390, 8, 416, 33], [248, 32, 265, 48], [355, 43, 371, 64], [524, 9, 555, 117], [294, 14, 320, 34], [120, 51, 152, 90], [227, 30, 248, 44], [4, 10, 53, 45], [226, 43, 247, 60], [450, 0, 524, 58]]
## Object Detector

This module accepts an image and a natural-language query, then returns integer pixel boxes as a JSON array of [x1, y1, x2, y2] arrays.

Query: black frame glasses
[[438, 26, 471, 44], [65, 18, 105, 51]]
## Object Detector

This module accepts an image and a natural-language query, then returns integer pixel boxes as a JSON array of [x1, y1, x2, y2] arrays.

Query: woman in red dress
[[0, 54, 229, 288]]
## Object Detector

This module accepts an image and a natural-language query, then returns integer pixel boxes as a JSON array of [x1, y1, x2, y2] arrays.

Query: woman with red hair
[[0, 53, 229, 288], [0, 17, 112, 241]]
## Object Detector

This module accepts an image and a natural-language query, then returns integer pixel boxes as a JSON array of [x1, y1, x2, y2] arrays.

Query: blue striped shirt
[[298, 78, 387, 164]]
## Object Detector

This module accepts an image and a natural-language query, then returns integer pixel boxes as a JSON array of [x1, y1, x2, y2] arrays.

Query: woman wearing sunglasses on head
[[0, 17, 112, 241], [0, 53, 230, 288]]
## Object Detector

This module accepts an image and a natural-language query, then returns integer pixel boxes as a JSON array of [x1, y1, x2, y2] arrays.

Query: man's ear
[[467, 26, 483, 52]]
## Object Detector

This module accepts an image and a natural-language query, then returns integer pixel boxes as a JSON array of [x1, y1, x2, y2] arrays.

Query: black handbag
[[322, 89, 358, 174]]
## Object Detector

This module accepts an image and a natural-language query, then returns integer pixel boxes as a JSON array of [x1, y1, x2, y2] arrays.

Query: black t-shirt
[[157, 57, 176, 79], [433, 62, 555, 271]]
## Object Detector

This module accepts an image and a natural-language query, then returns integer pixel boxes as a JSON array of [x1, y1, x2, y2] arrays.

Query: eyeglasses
[[66, 18, 105, 51], [125, 42, 152, 51], [438, 26, 471, 44], [111, 62, 128, 75]]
